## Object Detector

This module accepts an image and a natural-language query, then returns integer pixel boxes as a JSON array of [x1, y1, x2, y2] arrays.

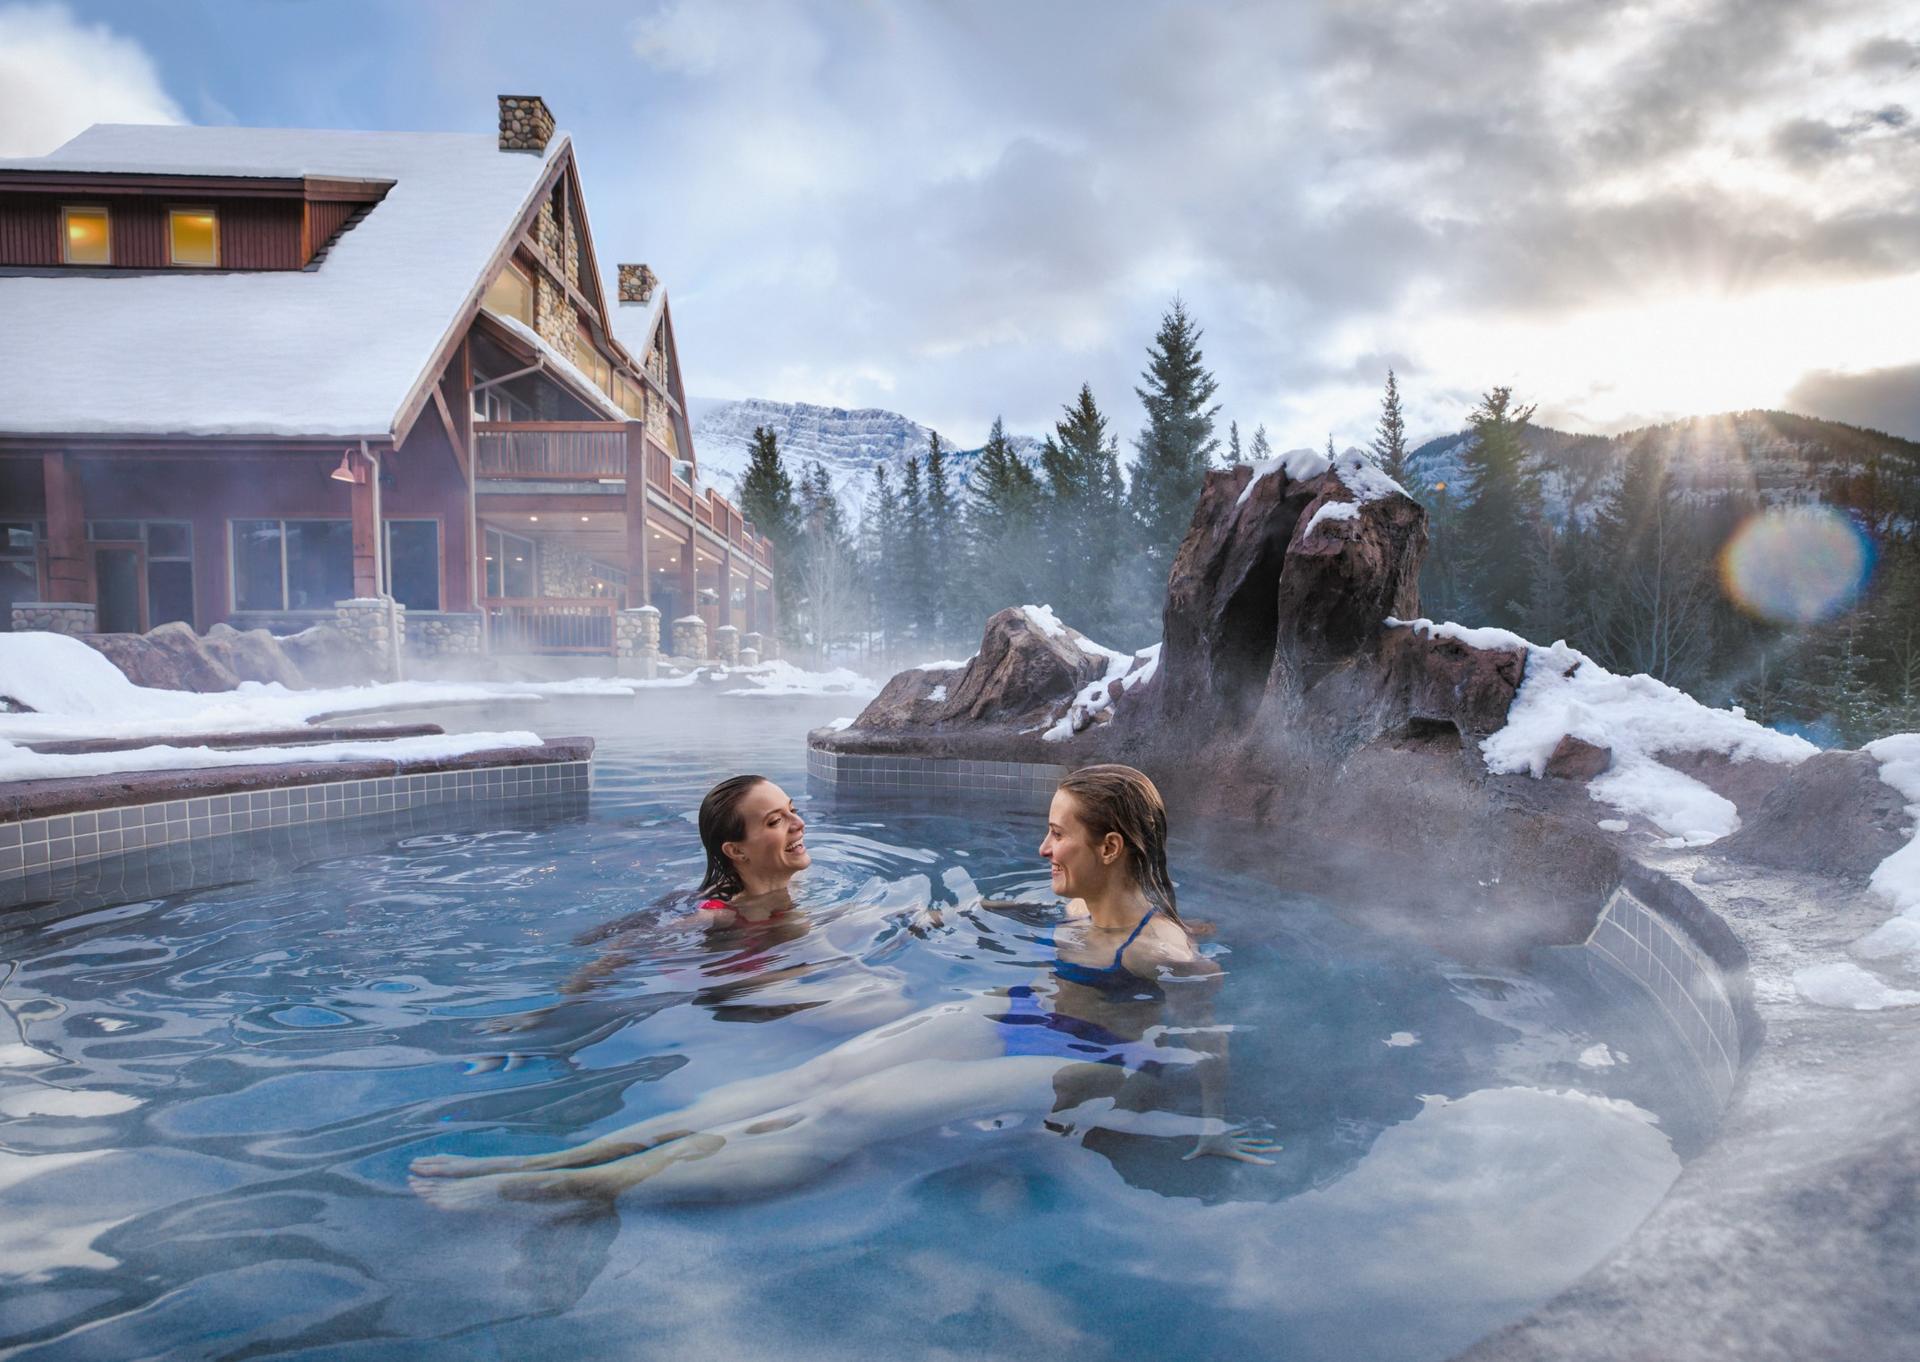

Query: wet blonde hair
[[1056, 763, 1185, 928]]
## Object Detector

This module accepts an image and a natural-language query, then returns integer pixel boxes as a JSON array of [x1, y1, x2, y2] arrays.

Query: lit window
[[168, 208, 219, 267], [62, 207, 110, 265], [482, 263, 534, 325]]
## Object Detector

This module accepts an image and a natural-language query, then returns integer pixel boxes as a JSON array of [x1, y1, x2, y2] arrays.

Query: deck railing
[[484, 598, 617, 655], [475, 422, 626, 480]]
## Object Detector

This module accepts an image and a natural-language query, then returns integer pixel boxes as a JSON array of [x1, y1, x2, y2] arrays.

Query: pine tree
[[1128, 299, 1220, 627], [1456, 387, 1542, 629], [899, 453, 933, 646], [1326, 433, 1336, 462], [964, 416, 1041, 637], [794, 461, 856, 667], [1227, 421, 1243, 466], [860, 462, 901, 660], [924, 431, 955, 647], [1041, 384, 1129, 642], [1249, 424, 1273, 462], [738, 425, 800, 639], [1372, 369, 1410, 485]]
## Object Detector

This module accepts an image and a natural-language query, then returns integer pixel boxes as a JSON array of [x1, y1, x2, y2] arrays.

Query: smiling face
[[1040, 789, 1121, 900], [725, 780, 810, 886]]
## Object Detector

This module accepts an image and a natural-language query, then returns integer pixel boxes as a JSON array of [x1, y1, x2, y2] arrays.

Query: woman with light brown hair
[[411, 763, 1271, 1208]]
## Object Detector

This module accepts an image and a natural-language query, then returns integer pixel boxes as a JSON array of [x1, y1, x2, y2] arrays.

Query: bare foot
[[409, 1152, 529, 1179]]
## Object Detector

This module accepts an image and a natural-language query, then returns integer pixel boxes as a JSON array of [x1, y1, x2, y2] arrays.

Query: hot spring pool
[[0, 693, 1717, 1361]]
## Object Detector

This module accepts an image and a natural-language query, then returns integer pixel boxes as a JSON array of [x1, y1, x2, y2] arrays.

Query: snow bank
[[1851, 734, 1920, 970], [0, 730, 544, 784], [1793, 961, 1920, 1011], [1388, 618, 1816, 840], [719, 659, 878, 699]]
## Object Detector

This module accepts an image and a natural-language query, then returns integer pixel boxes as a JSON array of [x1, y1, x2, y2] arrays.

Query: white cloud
[[0, 2, 186, 156]]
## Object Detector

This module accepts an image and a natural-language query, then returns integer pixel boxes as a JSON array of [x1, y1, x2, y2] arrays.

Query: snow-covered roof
[[0, 123, 567, 439]]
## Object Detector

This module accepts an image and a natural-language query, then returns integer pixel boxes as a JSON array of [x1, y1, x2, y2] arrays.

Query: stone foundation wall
[[334, 598, 405, 681], [11, 602, 97, 636], [405, 612, 482, 658]]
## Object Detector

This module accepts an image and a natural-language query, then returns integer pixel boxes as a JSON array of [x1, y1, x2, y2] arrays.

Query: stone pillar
[[737, 647, 760, 667], [713, 624, 739, 665], [742, 631, 764, 660], [670, 613, 707, 661], [617, 604, 661, 678], [336, 598, 405, 681], [11, 602, 96, 636]]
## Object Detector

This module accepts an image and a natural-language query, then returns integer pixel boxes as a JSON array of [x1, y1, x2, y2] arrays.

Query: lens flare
[[1719, 506, 1872, 625]]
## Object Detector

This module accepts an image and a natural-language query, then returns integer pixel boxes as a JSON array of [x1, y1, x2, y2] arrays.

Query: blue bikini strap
[[1112, 907, 1157, 964]]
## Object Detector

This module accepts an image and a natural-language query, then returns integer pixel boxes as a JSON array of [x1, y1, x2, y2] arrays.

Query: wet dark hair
[[696, 774, 770, 901], [1056, 763, 1186, 928]]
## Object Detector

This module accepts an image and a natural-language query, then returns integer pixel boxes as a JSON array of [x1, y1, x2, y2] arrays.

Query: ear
[[723, 840, 749, 866], [1100, 831, 1125, 865]]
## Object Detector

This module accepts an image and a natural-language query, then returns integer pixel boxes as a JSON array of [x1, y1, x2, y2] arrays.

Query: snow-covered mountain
[[688, 397, 1043, 520], [1406, 411, 1920, 530]]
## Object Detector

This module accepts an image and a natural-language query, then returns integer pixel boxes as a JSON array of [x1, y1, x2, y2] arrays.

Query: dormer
[[0, 170, 391, 271]]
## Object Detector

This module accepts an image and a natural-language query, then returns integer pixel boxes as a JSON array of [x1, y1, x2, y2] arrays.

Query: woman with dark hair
[[683, 774, 812, 927], [412, 763, 1271, 1207]]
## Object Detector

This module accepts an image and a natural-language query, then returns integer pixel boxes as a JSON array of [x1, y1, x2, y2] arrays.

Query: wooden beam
[[41, 452, 87, 603], [349, 466, 378, 599], [625, 419, 649, 606]]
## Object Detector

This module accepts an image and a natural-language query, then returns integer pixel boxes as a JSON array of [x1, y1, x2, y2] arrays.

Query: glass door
[[90, 540, 147, 634]]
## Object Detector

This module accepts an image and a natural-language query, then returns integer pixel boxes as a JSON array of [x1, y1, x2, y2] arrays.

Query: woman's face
[[1040, 789, 1115, 899], [728, 781, 811, 882]]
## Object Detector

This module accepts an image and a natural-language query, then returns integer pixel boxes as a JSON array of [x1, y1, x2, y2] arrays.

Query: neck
[[735, 867, 791, 902], [1082, 879, 1152, 932]]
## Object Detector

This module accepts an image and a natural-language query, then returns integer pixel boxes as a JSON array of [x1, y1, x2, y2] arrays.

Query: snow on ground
[[1851, 734, 1920, 973], [0, 730, 544, 784], [1792, 961, 1920, 1011], [719, 658, 878, 699], [1389, 618, 1817, 843], [0, 634, 837, 747]]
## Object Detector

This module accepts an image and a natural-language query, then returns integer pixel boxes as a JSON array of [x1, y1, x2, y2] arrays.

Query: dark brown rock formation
[[85, 620, 311, 693], [1545, 735, 1612, 780]]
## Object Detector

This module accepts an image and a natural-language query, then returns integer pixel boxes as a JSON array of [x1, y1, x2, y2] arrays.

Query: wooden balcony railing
[[485, 598, 617, 654], [476, 422, 626, 479], [473, 421, 775, 570]]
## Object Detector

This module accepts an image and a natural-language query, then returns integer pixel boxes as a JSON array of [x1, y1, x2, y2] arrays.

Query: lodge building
[[0, 95, 775, 668]]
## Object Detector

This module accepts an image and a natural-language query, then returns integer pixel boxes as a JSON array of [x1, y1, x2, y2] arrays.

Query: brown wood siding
[[220, 199, 302, 269], [111, 199, 167, 267], [304, 200, 357, 264], [0, 195, 59, 264]]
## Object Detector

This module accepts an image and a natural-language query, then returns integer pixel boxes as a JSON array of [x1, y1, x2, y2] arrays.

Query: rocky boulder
[[86, 621, 241, 692], [276, 622, 377, 688], [203, 622, 307, 688], [1720, 750, 1911, 878], [849, 606, 1117, 739]]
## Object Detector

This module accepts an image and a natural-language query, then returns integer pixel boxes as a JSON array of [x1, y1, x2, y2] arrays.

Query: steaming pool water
[[0, 693, 1719, 1361]]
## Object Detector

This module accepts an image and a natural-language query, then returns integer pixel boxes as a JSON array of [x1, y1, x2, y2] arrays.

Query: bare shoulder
[[1125, 917, 1212, 975]]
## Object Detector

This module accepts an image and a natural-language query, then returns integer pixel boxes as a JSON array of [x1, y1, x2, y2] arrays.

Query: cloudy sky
[[3, 0, 1918, 448]]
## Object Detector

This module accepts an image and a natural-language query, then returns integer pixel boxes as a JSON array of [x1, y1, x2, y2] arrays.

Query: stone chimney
[[617, 263, 658, 305], [497, 96, 554, 153]]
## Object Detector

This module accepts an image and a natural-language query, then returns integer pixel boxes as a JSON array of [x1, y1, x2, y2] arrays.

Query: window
[[384, 520, 440, 610], [482, 262, 534, 325], [83, 520, 194, 628], [0, 523, 36, 630], [471, 380, 530, 423], [483, 526, 535, 599], [231, 519, 353, 612], [61, 206, 110, 265], [168, 208, 219, 267]]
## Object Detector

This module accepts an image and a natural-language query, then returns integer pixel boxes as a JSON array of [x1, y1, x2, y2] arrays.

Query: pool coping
[[0, 736, 593, 886]]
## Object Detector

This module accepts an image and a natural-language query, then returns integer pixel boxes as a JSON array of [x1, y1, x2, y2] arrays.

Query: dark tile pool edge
[[807, 745, 1069, 799], [0, 758, 592, 883]]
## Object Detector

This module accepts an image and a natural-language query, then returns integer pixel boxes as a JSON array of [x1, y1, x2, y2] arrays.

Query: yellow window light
[[169, 208, 219, 267], [62, 207, 110, 265]]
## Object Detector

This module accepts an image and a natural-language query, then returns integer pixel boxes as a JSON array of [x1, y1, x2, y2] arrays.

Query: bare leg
[[414, 1055, 1069, 1209], [410, 998, 1003, 1180]]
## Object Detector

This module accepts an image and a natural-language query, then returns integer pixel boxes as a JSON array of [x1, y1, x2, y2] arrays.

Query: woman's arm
[[1150, 947, 1277, 1165]]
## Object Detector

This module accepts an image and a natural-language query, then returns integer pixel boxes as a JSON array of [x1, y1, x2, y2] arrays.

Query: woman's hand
[[1183, 1126, 1280, 1165]]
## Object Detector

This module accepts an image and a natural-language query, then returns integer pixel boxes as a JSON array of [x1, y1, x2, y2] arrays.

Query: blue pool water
[[0, 693, 1712, 1361]]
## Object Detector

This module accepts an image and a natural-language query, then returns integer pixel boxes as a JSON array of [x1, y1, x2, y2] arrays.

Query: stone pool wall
[[806, 746, 1068, 803]]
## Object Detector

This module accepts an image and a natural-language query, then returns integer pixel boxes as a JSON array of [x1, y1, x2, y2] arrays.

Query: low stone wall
[[11, 601, 96, 636], [334, 598, 405, 681], [405, 611, 482, 659]]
